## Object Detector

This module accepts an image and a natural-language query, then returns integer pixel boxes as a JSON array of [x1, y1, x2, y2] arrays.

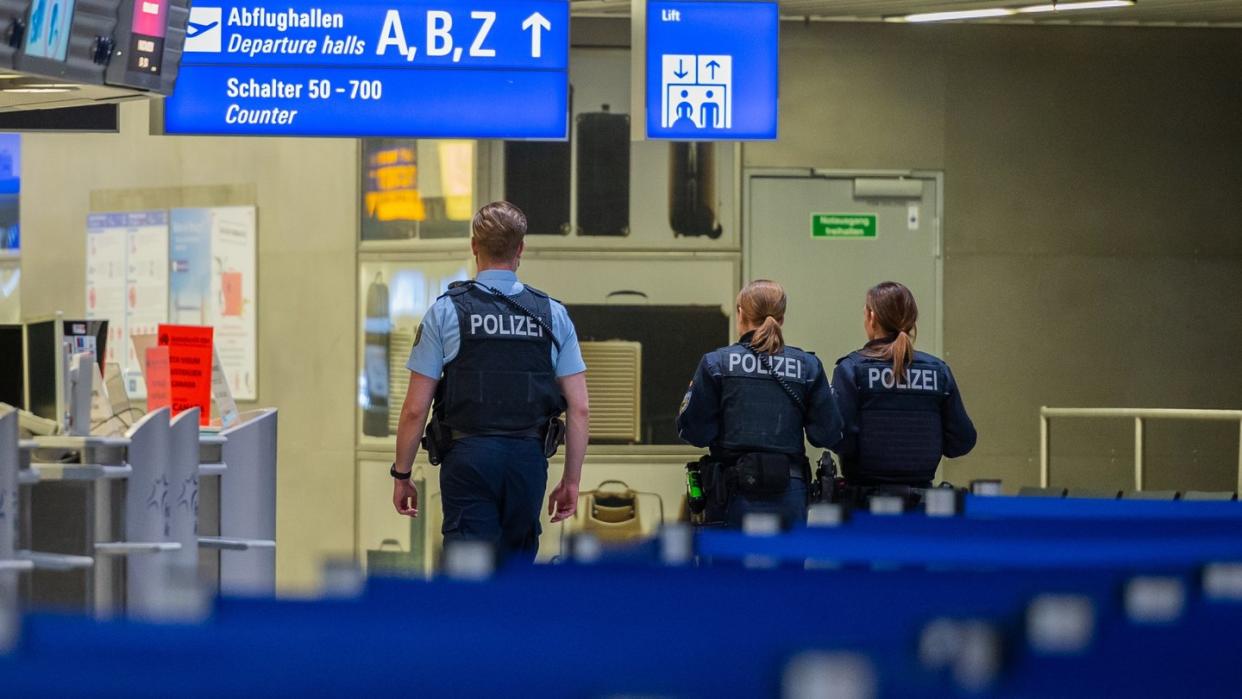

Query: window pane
[[361, 139, 475, 242], [359, 259, 470, 442]]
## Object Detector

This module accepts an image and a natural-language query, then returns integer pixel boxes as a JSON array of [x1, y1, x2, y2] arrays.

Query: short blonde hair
[[472, 201, 527, 262]]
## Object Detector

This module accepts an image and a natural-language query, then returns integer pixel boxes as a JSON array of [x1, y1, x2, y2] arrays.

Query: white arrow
[[522, 12, 551, 58]]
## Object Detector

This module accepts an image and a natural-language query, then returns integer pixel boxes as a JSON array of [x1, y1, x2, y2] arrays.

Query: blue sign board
[[645, 0, 778, 141], [163, 0, 569, 139]]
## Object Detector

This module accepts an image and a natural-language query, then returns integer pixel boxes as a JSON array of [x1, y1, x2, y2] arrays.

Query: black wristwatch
[[390, 463, 412, 480]]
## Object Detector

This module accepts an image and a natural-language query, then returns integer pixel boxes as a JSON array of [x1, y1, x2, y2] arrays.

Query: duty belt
[[450, 427, 544, 441], [713, 453, 810, 479], [836, 483, 931, 508]]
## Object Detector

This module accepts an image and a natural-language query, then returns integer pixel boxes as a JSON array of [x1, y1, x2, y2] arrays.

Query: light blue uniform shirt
[[407, 269, 587, 380]]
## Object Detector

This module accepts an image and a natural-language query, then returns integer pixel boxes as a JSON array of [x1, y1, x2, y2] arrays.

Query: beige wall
[[15, 20, 1242, 590], [751, 22, 1242, 492], [20, 101, 358, 592]]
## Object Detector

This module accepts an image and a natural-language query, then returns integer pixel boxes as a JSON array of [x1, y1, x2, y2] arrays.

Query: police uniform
[[677, 332, 843, 527], [407, 269, 586, 561], [831, 341, 976, 489]]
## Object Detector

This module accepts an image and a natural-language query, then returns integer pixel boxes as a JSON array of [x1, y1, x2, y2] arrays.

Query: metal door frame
[[742, 168, 945, 357]]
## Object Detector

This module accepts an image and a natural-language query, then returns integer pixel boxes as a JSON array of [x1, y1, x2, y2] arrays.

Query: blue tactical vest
[[433, 282, 565, 434], [714, 343, 815, 456], [846, 351, 951, 484]]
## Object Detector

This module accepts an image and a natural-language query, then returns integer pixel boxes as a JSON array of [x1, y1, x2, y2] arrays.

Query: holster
[[811, 452, 838, 503], [697, 456, 729, 523], [543, 416, 566, 459], [420, 414, 452, 466]]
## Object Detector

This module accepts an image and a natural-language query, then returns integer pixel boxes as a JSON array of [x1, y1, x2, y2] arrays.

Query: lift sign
[[645, 0, 778, 141], [163, 0, 569, 139]]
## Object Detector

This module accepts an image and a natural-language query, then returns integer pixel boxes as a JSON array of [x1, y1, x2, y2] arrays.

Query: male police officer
[[390, 202, 589, 562]]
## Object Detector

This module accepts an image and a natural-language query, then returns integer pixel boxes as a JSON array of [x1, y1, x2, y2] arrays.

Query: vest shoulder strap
[[521, 284, 554, 301], [744, 345, 806, 414], [440, 281, 472, 299]]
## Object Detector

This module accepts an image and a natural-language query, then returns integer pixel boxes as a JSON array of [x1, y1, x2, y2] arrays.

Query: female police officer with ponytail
[[831, 281, 976, 495], [677, 280, 843, 527]]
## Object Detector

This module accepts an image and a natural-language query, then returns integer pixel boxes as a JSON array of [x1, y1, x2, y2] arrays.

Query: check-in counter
[[1, 410, 34, 601], [203, 409, 278, 597], [2, 404, 278, 616], [21, 431, 135, 613]]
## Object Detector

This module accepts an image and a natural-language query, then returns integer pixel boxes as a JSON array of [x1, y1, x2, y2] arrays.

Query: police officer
[[677, 280, 843, 527], [831, 281, 976, 495], [390, 202, 589, 562]]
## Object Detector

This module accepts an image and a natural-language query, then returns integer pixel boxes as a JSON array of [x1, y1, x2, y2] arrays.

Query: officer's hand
[[547, 479, 579, 523], [393, 478, 419, 518]]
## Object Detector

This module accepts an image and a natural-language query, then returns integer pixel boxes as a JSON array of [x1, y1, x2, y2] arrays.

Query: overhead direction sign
[[162, 0, 570, 139], [645, 0, 778, 141]]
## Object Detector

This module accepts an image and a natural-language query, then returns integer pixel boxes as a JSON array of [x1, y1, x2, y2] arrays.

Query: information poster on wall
[[86, 214, 135, 368], [170, 206, 257, 400], [126, 213, 170, 396], [87, 211, 170, 398]]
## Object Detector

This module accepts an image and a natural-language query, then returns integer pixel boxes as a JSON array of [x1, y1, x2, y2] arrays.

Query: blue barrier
[[965, 495, 1242, 521], [5, 562, 1240, 697], [5, 494, 1242, 697]]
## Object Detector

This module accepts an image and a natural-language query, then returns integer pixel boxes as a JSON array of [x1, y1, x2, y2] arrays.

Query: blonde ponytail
[[751, 315, 785, 354], [890, 330, 914, 386], [863, 281, 920, 384], [737, 280, 788, 355]]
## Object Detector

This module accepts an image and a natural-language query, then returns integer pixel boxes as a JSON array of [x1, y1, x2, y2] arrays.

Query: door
[[746, 170, 942, 366]]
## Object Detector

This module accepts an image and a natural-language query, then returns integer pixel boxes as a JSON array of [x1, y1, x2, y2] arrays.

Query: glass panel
[[361, 139, 475, 242], [358, 258, 471, 442], [0, 133, 21, 253], [358, 256, 736, 446], [0, 133, 19, 323], [0, 261, 18, 324], [519, 256, 734, 445]]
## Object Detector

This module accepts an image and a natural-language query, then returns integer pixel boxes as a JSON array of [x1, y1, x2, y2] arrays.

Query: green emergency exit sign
[[811, 213, 877, 239]]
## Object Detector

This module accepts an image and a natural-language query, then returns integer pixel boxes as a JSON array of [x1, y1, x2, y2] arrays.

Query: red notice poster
[[145, 346, 172, 411], [158, 324, 213, 426]]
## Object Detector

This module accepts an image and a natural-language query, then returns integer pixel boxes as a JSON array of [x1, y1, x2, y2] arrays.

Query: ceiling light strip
[[1019, 1, 1135, 13], [898, 0, 1135, 23]]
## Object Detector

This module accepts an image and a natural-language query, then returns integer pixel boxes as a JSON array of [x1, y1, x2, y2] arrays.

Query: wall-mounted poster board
[[86, 211, 170, 397], [170, 206, 257, 400]]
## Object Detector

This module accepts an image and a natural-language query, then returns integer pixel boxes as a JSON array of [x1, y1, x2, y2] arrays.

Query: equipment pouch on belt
[[421, 414, 451, 466], [734, 452, 793, 499], [543, 416, 566, 459]]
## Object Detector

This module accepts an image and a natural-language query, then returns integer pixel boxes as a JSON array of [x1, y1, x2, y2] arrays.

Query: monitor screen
[[0, 324, 22, 409], [63, 319, 107, 372], [25, 319, 58, 421], [24, 318, 107, 423], [128, 0, 169, 74], [24, 0, 77, 61]]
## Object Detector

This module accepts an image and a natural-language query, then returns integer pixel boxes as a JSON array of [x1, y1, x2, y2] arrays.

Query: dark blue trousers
[[439, 436, 548, 563], [724, 476, 809, 529]]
